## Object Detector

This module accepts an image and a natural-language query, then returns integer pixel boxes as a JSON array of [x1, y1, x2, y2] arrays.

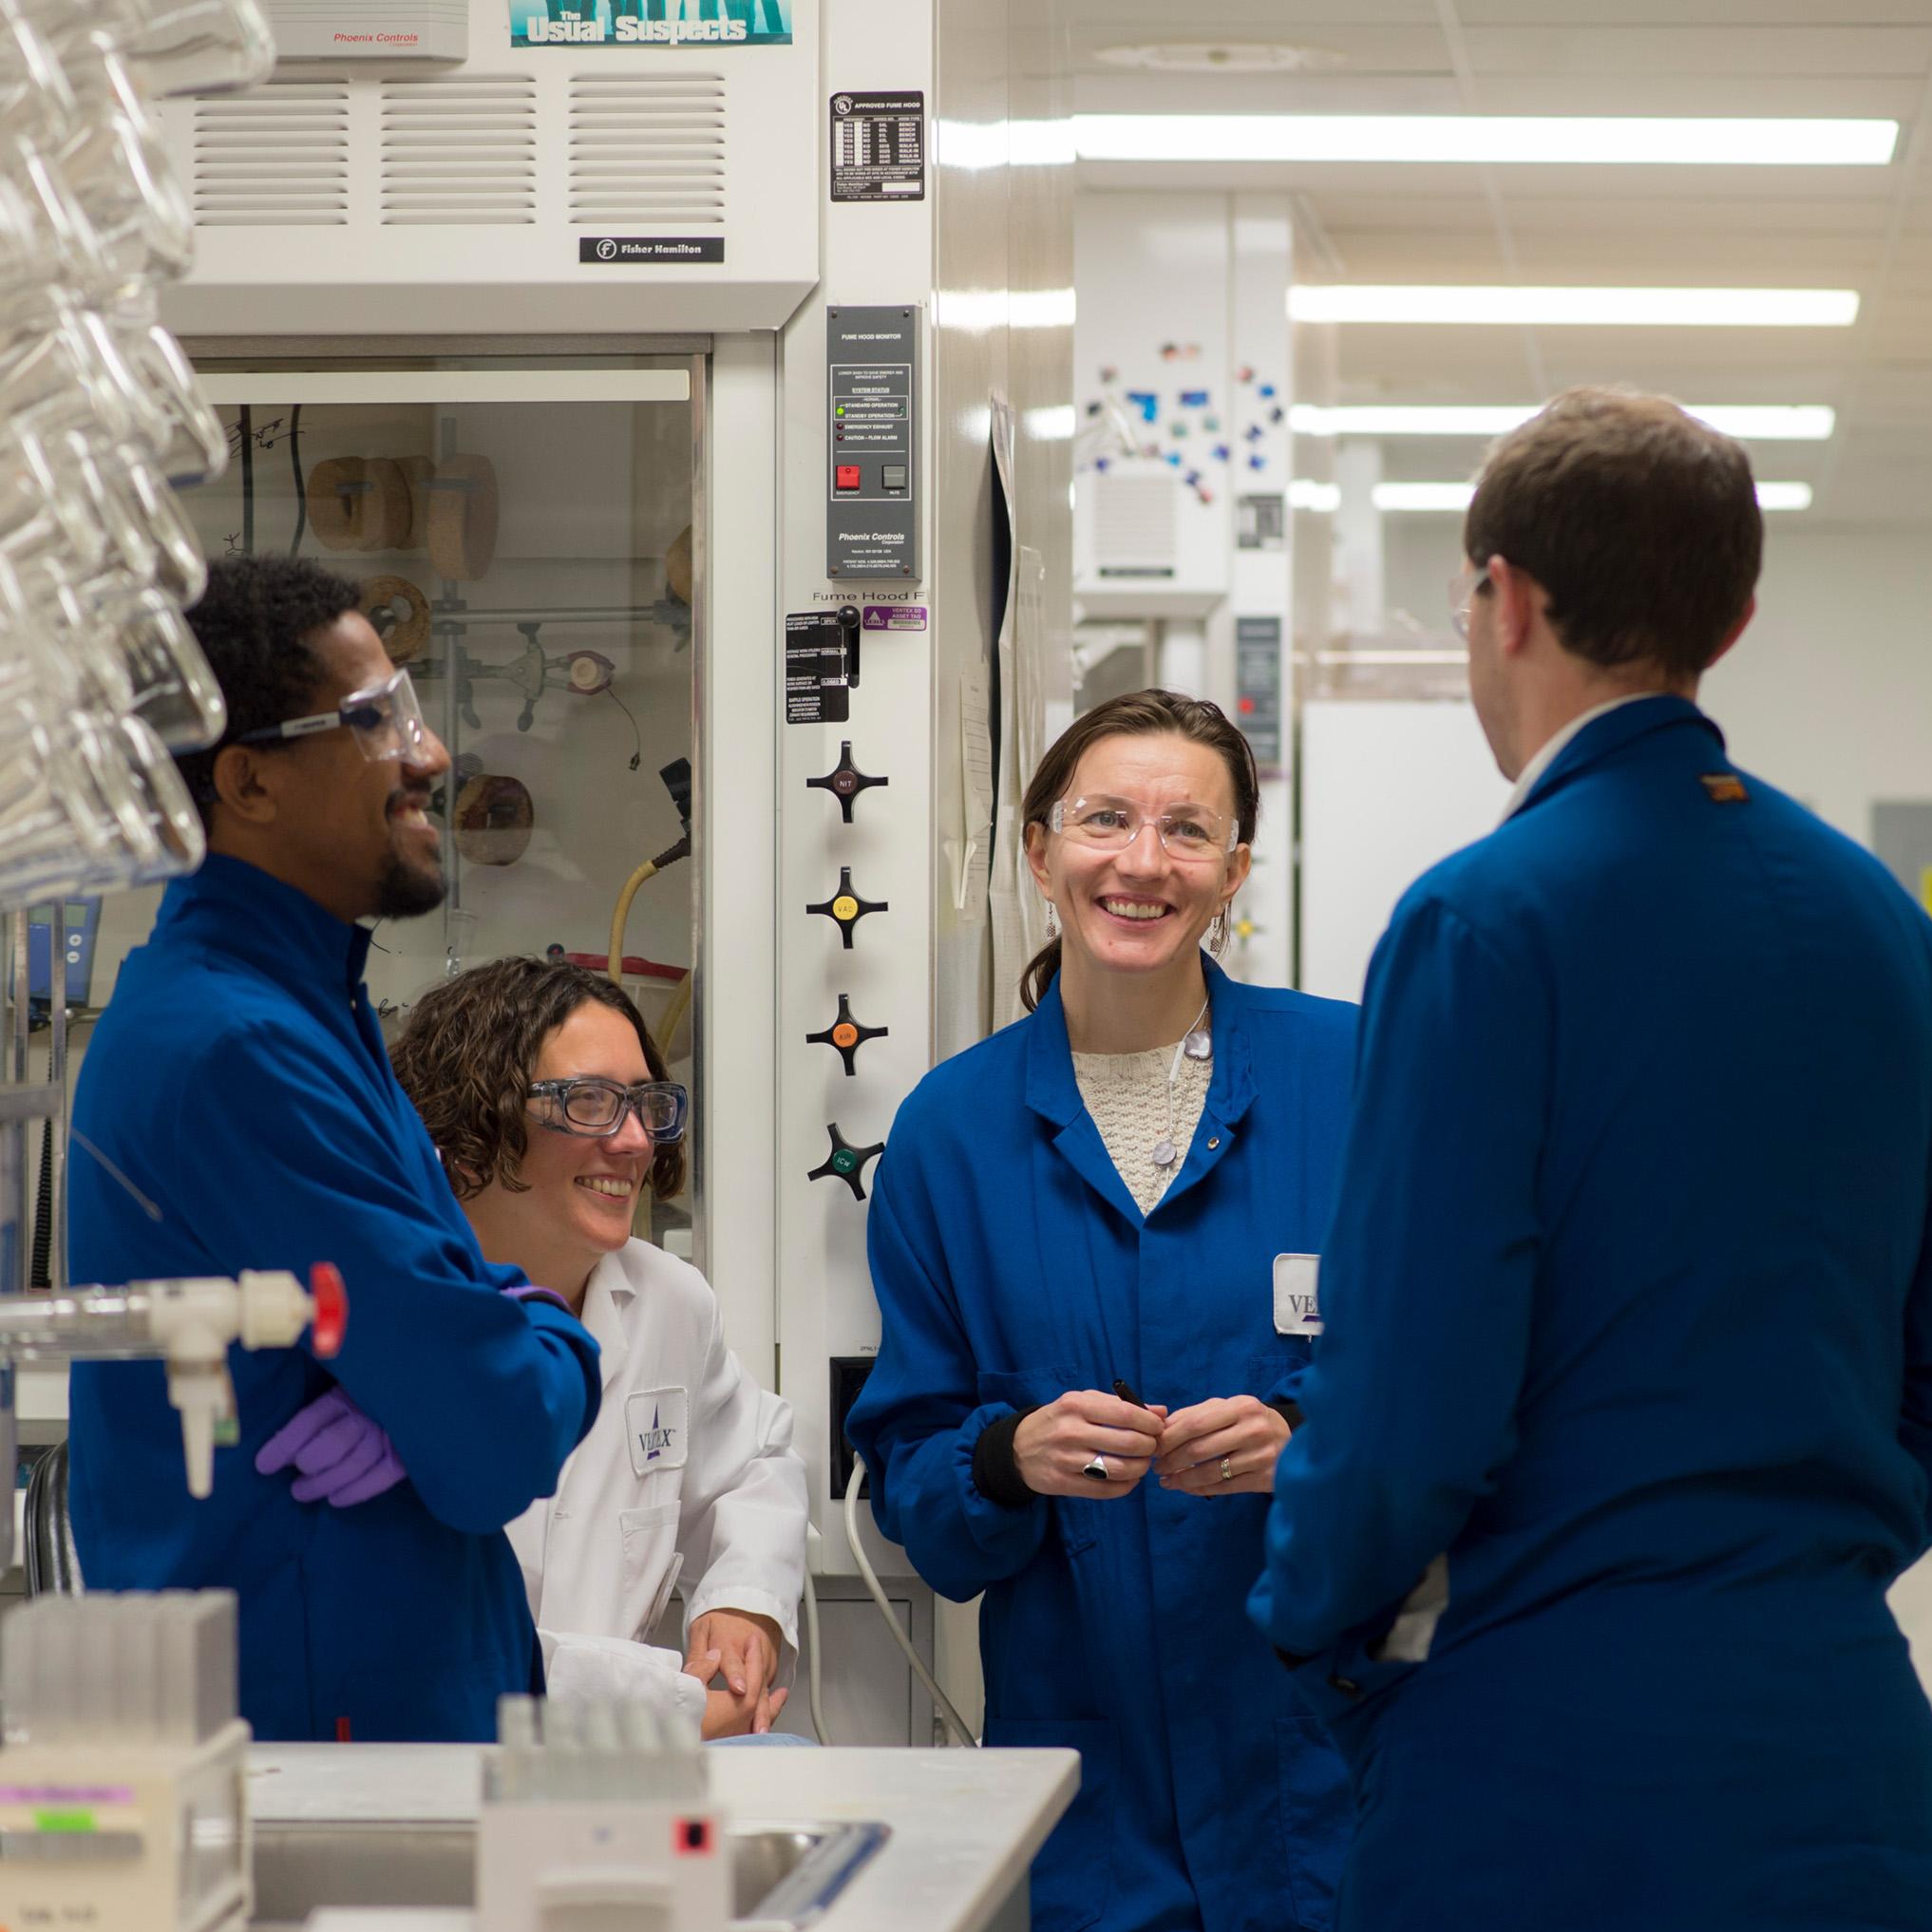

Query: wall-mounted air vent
[[380, 76, 537, 226], [192, 79, 349, 227], [1093, 473, 1179, 578], [567, 74, 725, 228]]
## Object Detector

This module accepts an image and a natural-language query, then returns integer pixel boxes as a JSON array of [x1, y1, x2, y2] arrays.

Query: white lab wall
[[1297, 700, 1508, 1002], [1380, 517, 1932, 857]]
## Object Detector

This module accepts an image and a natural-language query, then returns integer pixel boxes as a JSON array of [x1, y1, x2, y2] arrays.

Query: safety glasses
[[236, 665, 428, 764], [529, 1077, 689, 1143], [1048, 793, 1239, 863]]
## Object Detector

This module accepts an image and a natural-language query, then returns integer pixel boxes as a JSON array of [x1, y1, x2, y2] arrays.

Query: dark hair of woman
[[1017, 689, 1260, 1013], [390, 956, 686, 1203]]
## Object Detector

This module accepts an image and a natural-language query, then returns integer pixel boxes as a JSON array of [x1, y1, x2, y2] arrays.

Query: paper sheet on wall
[[954, 661, 994, 918]]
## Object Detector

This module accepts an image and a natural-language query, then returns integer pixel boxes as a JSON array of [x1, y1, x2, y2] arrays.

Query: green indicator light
[[835, 406, 845, 416], [34, 1810, 97, 1834]]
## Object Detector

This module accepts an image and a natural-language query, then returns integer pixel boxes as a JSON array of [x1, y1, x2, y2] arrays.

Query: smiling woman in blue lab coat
[[847, 691, 1356, 1932]]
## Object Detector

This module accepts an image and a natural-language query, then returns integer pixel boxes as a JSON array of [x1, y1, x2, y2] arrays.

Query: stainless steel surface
[[0, 1084, 63, 1126], [248, 1817, 888, 1931]]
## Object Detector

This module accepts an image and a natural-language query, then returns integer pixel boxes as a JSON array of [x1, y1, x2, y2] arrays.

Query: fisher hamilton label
[[578, 237, 725, 264]]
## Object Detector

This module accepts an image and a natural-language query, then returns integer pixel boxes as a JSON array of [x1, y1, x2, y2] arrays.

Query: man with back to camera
[[1252, 388, 1932, 1928], [66, 553, 602, 1743]]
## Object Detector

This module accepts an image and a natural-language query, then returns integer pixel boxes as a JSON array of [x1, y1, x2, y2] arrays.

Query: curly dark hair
[[390, 957, 686, 1203], [175, 554, 365, 829], [1017, 689, 1260, 1013]]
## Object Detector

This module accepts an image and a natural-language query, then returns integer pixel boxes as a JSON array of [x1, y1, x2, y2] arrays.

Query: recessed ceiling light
[[1074, 115, 1897, 166], [1361, 481, 1811, 513], [1291, 405, 1836, 440], [1290, 286, 1861, 328], [1093, 44, 1344, 76]]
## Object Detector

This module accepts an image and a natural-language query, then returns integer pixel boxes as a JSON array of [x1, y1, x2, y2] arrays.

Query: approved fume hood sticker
[[831, 92, 925, 200], [579, 237, 725, 263], [511, 0, 789, 47]]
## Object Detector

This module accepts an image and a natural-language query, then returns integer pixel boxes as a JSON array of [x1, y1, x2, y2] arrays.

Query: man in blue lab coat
[[68, 555, 600, 1743], [1253, 388, 1932, 1929]]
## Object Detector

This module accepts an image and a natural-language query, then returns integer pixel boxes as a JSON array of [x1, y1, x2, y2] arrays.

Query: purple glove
[[505, 1283, 573, 1314], [255, 1389, 407, 1507]]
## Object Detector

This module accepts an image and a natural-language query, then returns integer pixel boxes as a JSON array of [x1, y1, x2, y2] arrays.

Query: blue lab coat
[[66, 855, 601, 1743], [849, 958, 1357, 1932], [1253, 697, 1932, 1929]]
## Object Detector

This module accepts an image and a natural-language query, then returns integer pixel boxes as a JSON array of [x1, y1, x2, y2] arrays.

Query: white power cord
[[801, 1565, 830, 1746], [843, 1456, 978, 1748]]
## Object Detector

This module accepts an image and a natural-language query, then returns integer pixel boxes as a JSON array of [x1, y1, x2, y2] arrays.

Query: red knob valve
[[310, 1262, 348, 1358]]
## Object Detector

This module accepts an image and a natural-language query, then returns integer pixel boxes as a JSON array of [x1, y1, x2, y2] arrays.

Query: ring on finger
[[1219, 1454, 1233, 1482], [1081, 1454, 1109, 1481]]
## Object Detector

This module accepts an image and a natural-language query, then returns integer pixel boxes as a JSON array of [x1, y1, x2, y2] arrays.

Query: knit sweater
[[1071, 1036, 1212, 1216]]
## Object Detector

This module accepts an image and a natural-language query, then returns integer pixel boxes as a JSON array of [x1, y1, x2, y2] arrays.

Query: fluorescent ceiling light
[[1364, 481, 1812, 513], [1073, 115, 1897, 167], [1290, 286, 1860, 327], [1288, 479, 1341, 513], [1290, 405, 1836, 441], [1373, 483, 1480, 513]]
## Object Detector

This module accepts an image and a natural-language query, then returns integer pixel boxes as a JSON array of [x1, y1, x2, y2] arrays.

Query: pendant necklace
[[1151, 992, 1212, 1171]]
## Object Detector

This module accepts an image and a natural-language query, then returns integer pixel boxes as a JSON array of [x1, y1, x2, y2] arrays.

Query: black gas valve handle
[[806, 741, 890, 824], [808, 1123, 885, 1202], [805, 994, 889, 1076], [805, 866, 887, 950]]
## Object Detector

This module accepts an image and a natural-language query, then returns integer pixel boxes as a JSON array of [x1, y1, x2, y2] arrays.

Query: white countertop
[[252, 1743, 1075, 1932]]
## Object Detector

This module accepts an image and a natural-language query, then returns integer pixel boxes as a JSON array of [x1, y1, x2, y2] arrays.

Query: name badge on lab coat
[[1274, 1255, 1322, 1336], [625, 1386, 690, 1476]]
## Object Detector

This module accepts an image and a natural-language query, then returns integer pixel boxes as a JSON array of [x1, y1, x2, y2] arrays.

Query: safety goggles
[[1048, 793, 1239, 863], [528, 1077, 689, 1143], [235, 666, 428, 764]]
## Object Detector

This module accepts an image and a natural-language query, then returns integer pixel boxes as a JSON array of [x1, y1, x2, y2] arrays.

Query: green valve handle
[[808, 1124, 885, 1202]]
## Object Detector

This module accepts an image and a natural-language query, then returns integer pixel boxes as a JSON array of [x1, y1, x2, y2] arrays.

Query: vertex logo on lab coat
[[1275, 1254, 1322, 1336], [625, 1387, 690, 1476]]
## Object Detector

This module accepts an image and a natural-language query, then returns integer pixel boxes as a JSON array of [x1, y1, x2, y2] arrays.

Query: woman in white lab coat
[[392, 957, 808, 1738]]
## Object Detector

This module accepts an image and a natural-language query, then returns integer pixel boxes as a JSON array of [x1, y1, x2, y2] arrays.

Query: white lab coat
[[506, 1238, 807, 1724]]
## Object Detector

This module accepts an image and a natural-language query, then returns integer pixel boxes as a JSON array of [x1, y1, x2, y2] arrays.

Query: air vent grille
[[567, 74, 725, 227], [381, 75, 538, 225], [1093, 474, 1179, 578], [192, 78, 349, 227]]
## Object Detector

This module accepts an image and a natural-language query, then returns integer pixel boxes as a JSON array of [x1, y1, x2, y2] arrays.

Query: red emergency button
[[835, 464, 862, 491]]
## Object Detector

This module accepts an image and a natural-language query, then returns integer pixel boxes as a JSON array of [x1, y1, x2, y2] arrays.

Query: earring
[[1209, 909, 1229, 955], [1044, 900, 1060, 938]]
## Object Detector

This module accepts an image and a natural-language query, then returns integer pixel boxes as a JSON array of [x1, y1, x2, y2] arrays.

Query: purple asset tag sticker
[[861, 604, 928, 632]]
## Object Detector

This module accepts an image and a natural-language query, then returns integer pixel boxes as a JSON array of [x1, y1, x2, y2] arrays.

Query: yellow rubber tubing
[[608, 859, 659, 981]]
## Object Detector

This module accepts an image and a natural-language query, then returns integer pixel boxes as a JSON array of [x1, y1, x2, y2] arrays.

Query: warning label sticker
[[831, 92, 925, 201]]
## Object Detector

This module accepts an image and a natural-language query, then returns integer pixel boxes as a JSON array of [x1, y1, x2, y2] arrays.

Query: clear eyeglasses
[[1449, 559, 1496, 641], [237, 667, 431, 765], [528, 1078, 691, 1144], [1048, 794, 1239, 863]]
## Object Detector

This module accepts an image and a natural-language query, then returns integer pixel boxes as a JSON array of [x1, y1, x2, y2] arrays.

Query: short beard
[[373, 850, 446, 919]]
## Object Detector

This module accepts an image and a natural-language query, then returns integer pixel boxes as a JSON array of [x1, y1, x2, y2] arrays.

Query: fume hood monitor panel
[[825, 305, 920, 582]]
